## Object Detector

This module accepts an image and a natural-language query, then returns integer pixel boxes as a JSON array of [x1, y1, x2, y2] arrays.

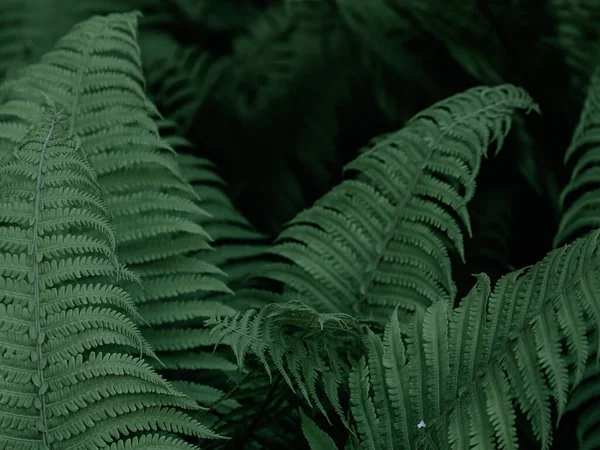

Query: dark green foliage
[[2, 1, 600, 449]]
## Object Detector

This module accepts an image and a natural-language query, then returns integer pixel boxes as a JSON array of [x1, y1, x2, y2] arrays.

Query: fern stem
[[32, 115, 56, 445]]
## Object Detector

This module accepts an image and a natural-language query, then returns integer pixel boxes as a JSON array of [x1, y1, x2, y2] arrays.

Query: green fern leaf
[[0, 11, 226, 288], [345, 228, 600, 449], [0, 105, 219, 449], [252, 84, 538, 325]]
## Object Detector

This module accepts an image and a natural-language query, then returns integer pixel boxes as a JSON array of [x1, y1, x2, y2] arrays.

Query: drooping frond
[[342, 228, 600, 449], [334, 0, 441, 122], [0, 105, 219, 449], [248, 84, 537, 326], [370, 0, 506, 85], [555, 66, 600, 247], [222, 0, 341, 121], [207, 301, 364, 422]]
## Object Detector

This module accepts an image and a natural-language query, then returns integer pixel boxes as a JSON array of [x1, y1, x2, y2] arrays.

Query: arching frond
[[250, 84, 538, 325], [300, 408, 339, 450], [0, 14, 241, 437], [197, 0, 351, 234]]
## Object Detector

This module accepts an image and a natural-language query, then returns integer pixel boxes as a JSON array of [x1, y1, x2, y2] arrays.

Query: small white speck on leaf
[[417, 420, 426, 429]]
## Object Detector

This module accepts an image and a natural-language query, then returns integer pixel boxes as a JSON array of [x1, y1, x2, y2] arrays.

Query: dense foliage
[[1, 1, 600, 449]]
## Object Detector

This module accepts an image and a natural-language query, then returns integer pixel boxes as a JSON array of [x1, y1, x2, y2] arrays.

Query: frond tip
[[0, 107, 220, 449]]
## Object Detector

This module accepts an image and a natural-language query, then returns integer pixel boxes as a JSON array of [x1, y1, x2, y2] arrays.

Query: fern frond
[[0, 11, 212, 251], [556, 66, 600, 247], [223, 0, 340, 120], [0, 105, 219, 449], [207, 301, 364, 421], [198, 0, 351, 234], [345, 228, 600, 449], [252, 84, 537, 325], [336, 0, 415, 78], [334, 0, 442, 122], [553, 64, 600, 450], [0, 10, 232, 345], [378, 0, 506, 84]]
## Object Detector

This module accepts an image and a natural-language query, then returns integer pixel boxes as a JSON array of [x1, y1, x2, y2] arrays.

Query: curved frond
[[251, 84, 538, 325], [300, 408, 339, 450], [197, 0, 352, 234], [362, 0, 505, 85], [0, 14, 244, 438], [554, 64, 600, 450]]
